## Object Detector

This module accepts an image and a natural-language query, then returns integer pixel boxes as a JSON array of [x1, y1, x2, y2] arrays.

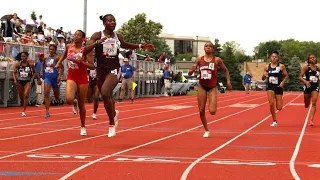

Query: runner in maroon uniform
[[188, 42, 232, 138], [84, 14, 155, 137]]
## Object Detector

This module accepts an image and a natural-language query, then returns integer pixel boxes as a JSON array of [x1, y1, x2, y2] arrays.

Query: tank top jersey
[[18, 62, 32, 81], [198, 56, 218, 88], [305, 64, 319, 86], [95, 31, 121, 71], [66, 44, 88, 77], [44, 56, 59, 79], [267, 63, 283, 87]]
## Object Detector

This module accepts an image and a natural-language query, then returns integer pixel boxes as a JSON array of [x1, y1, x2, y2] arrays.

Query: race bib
[[67, 61, 79, 69], [67, 53, 82, 61], [20, 72, 28, 78], [111, 69, 118, 75], [103, 40, 120, 56], [45, 67, 54, 73], [269, 76, 278, 84], [310, 76, 318, 83], [208, 63, 215, 70], [201, 70, 212, 80], [89, 70, 96, 78]]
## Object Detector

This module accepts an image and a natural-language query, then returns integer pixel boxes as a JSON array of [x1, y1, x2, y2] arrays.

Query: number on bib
[[269, 76, 278, 84], [103, 42, 118, 56], [68, 61, 79, 69], [20, 72, 28, 78], [89, 70, 96, 78], [310, 76, 318, 83], [111, 69, 118, 75], [45, 67, 54, 73], [201, 70, 212, 80]]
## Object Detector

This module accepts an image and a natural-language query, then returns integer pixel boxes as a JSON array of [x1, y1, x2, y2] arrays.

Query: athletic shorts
[[96, 67, 121, 85], [44, 77, 60, 88], [200, 84, 215, 92], [304, 84, 320, 94], [18, 80, 30, 87], [267, 86, 283, 95], [67, 72, 88, 84]]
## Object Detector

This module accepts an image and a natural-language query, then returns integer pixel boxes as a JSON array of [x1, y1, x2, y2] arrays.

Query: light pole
[[83, 0, 87, 34], [196, 36, 199, 57]]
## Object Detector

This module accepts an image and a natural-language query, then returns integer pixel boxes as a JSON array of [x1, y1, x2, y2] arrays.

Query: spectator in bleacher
[[144, 54, 151, 61], [1, 15, 18, 42], [15, 19, 23, 34], [164, 56, 170, 64], [242, 72, 252, 94], [10, 13, 19, 26], [118, 58, 135, 104], [158, 52, 166, 63], [173, 72, 182, 82], [35, 52, 45, 106], [56, 34, 65, 50], [44, 27, 53, 38], [39, 15, 44, 24], [163, 65, 171, 96]]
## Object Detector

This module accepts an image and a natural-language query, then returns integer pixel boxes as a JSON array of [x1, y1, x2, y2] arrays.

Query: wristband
[[95, 40, 99, 45]]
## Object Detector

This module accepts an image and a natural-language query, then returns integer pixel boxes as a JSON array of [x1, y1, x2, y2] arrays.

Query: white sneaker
[[80, 127, 87, 136], [203, 131, 210, 138], [73, 99, 78, 115], [92, 113, 97, 120], [22, 112, 26, 117], [108, 126, 116, 137], [270, 121, 277, 127], [114, 110, 119, 128]]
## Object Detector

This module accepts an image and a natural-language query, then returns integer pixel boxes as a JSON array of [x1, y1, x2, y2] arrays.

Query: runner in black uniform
[[13, 52, 41, 116], [87, 57, 100, 120], [84, 14, 155, 137], [299, 53, 319, 126], [262, 51, 288, 127]]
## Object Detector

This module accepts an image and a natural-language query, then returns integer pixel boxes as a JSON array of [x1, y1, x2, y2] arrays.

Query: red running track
[[0, 91, 318, 180]]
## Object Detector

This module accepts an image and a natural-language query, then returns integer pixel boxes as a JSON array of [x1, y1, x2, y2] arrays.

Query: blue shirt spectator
[[243, 73, 252, 84], [121, 59, 135, 79], [35, 53, 45, 78]]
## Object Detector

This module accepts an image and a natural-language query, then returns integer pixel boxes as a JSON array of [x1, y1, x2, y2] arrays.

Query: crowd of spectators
[[0, 13, 72, 51]]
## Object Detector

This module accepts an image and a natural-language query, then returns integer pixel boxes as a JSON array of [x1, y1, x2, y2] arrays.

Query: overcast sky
[[4, 0, 319, 55]]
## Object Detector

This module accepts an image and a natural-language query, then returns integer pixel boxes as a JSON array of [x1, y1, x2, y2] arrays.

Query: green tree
[[31, 11, 37, 20], [213, 39, 222, 57], [255, 40, 282, 60], [117, 13, 173, 62], [286, 56, 303, 91], [219, 43, 243, 90]]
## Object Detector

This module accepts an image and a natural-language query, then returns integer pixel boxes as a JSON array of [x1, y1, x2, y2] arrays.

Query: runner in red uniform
[[56, 30, 94, 136], [84, 14, 155, 137], [188, 42, 232, 138]]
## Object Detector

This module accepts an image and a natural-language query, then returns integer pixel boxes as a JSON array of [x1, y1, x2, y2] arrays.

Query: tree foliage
[[117, 13, 173, 62], [218, 43, 243, 90], [286, 56, 303, 91], [213, 39, 222, 57], [31, 11, 37, 20], [255, 39, 320, 61]]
